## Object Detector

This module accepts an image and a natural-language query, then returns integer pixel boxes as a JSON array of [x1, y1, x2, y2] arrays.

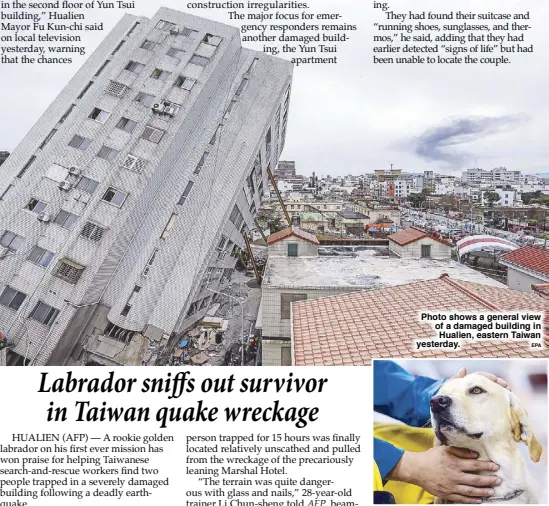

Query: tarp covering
[[456, 235, 519, 260]]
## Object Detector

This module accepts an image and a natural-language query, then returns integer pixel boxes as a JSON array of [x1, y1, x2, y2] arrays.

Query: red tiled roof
[[267, 226, 320, 246], [292, 275, 549, 366], [388, 227, 427, 246], [500, 246, 549, 279], [388, 227, 452, 248]]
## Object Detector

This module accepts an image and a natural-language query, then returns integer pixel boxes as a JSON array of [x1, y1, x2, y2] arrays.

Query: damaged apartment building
[[0, 7, 292, 366]]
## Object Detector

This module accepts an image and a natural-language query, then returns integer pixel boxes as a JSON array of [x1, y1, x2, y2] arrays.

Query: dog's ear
[[508, 391, 542, 462]]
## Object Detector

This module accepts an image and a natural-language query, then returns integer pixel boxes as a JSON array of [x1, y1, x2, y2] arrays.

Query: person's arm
[[373, 360, 445, 427], [388, 447, 502, 504]]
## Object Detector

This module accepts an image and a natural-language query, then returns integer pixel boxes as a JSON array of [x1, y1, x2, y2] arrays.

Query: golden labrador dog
[[430, 373, 543, 504]]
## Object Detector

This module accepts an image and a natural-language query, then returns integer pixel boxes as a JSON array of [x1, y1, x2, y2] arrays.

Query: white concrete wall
[[262, 339, 291, 366], [506, 268, 545, 293], [261, 285, 364, 341], [268, 236, 318, 257], [390, 237, 452, 260]]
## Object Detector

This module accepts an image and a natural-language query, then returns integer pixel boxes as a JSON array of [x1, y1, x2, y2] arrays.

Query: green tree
[[483, 191, 501, 208]]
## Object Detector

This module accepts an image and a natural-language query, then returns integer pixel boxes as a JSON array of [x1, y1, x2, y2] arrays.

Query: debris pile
[[168, 318, 228, 366]]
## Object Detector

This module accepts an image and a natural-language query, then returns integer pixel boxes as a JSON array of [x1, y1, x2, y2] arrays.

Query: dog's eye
[[469, 386, 485, 395]]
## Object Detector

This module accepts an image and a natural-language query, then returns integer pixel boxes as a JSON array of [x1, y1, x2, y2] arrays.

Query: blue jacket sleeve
[[375, 437, 404, 479], [374, 360, 445, 427]]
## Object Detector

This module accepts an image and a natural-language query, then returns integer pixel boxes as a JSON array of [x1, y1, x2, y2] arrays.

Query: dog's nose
[[431, 395, 452, 413]]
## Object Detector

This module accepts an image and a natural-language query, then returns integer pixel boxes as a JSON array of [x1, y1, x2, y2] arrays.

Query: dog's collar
[[483, 489, 525, 502]]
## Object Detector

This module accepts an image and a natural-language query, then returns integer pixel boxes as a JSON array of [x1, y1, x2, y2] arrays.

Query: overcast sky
[[0, 0, 547, 177]]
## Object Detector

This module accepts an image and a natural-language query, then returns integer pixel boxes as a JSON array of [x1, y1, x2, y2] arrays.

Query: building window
[[68, 135, 91, 151], [97, 145, 120, 161], [39, 128, 57, 149], [17, 156, 36, 178], [121, 154, 147, 173], [116, 117, 138, 133], [421, 244, 431, 258], [235, 77, 249, 97], [177, 181, 194, 205], [156, 20, 176, 31], [89, 107, 111, 124], [77, 81, 93, 99], [53, 210, 79, 230], [248, 57, 259, 73], [0, 286, 26, 310], [29, 301, 59, 326], [59, 104, 76, 123], [106, 81, 129, 97], [5, 350, 30, 366], [75, 176, 99, 194], [0, 231, 24, 251], [25, 198, 47, 213], [229, 205, 243, 229], [104, 322, 135, 343], [209, 126, 221, 146], [101, 187, 127, 207], [126, 21, 140, 36], [287, 243, 298, 257], [111, 40, 125, 55], [203, 33, 222, 47], [281, 346, 291, 366], [193, 152, 208, 174], [80, 221, 106, 243], [182, 28, 199, 39], [142, 248, 158, 276], [121, 285, 141, 317], [161, 213, 177, 239], [280, 293, 307, 319], [174, 75, 196, 90], [0, 184, 14, 201], [140, 39, 156, 50], [167, 47, 185, 58], [223, 99, 236, 119], [150, 68, 171, 81], [135, 92, 155, 107], [28, 246, 54, 267], [189, 54, 209, 67], [125, 61, 145, 74], [54, 259, 85, 284], [94, 60, 109, 77], [141, 126, 165, 144]]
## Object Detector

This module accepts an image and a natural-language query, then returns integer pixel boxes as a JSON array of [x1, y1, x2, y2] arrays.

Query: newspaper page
[[0, 0, 548, 504]]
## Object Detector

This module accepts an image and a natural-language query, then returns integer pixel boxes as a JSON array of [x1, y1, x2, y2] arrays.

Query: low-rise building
[[388, 227, 453, 260], [500, 246, 549, 292]]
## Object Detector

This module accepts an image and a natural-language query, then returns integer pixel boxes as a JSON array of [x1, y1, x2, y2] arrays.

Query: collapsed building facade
[[0, 8, 292, 366]]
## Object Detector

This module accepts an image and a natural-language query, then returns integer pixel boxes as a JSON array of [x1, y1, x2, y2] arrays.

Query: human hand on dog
[[388, 446, 501, 504], [450, 367, 510, 390]]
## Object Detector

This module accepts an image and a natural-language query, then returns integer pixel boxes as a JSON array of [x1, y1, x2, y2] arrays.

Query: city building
[[0, 8, 292, 366], [274, 160, 296, 180], [462, 167, 522, 186]]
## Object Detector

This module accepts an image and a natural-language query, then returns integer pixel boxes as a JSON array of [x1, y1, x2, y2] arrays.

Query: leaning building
[[0, 7, 292, 366]]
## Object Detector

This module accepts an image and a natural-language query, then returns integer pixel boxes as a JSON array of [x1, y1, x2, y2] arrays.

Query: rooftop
[[389, 226, 453, 248], [292, 276, 549, 366], [263, 249, 503, 289], [500, 246, 549, 279], [267, 226, 320, 246]]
